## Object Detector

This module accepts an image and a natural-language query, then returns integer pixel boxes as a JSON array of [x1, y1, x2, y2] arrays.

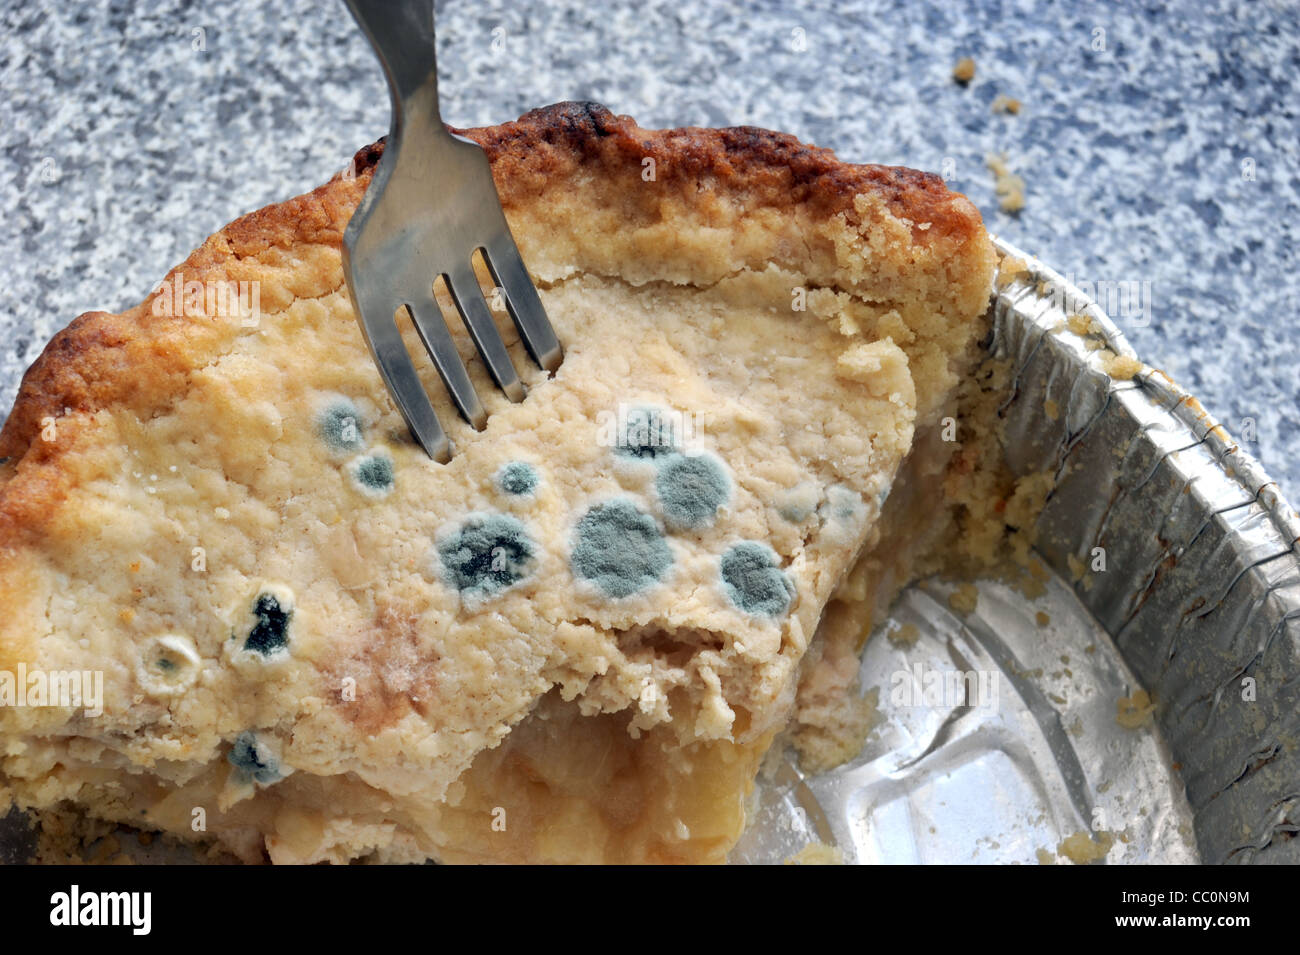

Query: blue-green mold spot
[[656, 453, 730, 530], [497, 461, 539, 496], [720, 542, 795, 617], [244, 593, 290, 655], [777, 483, 821, 523], [439, 513, 535, 597], [227, 731, 282, 785], [822, 484, 864, 524], [615, 406, 680, 460], [347, 452, 395, 497], [317, 398, 365, 454], [572, 499, 672, 598]]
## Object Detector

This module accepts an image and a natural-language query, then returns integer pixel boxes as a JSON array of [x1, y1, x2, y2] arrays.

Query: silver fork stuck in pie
[[341, 0, 563, 462]]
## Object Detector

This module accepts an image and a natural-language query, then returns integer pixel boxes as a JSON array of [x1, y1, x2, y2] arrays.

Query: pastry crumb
[[996, 254, 1029, 288], [986, 152, 1025, 213], [793, 687, 881, 775], [952, 57, 976, 84], [1103, 353, 1143, 380], [948, 582, 979, 615], [1056, 829, 1116, 864], [991, 94, 1021, 114], [785, 842, 846, 865], [1066, 313, 1095, 337], [1116, 690, 1156, 728], [888, 622, 921, 647]]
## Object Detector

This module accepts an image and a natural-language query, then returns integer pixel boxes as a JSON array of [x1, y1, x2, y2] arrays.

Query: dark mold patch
[[245, 593, 291, 655], [720, 542, 794, 617], [439, 513, 536, 597], [571, 499, 672, 598]]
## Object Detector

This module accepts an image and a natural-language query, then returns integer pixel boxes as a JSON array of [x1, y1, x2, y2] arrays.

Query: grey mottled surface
[[1, 0, 1296, 496]]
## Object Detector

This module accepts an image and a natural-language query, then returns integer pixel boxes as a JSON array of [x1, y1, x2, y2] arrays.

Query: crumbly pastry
[[0, 102, 998, 864]]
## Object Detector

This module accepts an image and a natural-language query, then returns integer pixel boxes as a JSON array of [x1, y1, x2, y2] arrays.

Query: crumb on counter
[[952, 56, 976, 84], [986, 152, 1026, 213], [991, 94, 1021, 114]]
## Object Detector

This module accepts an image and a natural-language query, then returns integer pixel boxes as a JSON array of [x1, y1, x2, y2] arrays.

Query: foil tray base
[[732, 573, 1199, 864]]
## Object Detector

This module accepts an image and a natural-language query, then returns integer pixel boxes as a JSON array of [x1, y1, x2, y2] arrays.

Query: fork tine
[[352, 291, 452, 463], [404, 295, 487, 430], [482, 237, 564, 373], [445, 265, 525, 403]]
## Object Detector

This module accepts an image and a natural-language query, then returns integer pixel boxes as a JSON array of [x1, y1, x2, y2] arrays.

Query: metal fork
[[341, 0, 563, 462]]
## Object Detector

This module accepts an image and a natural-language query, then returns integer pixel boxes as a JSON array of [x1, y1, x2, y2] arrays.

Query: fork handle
[[343, 0, 442, 126]]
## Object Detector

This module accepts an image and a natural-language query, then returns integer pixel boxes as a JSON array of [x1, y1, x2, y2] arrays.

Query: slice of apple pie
[[0, 102, 996, 864]]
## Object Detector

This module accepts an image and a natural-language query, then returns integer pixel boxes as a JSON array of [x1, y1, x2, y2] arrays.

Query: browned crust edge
[[0, 101, 987, 543]]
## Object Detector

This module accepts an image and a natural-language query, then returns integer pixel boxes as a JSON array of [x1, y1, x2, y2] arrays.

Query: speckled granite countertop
[[0, 0, 1296, 494]]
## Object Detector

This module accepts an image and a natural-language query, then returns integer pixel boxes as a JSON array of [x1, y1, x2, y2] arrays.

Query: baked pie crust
[[0, 102, 1001, 864]]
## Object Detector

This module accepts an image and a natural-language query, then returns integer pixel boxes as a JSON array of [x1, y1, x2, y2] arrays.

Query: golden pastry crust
[[0, 102, 995, 864], [0, 103, 990, 478]]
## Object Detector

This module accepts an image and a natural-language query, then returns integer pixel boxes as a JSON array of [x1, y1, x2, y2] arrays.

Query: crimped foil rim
[[992, 236, 1300, 548], [991, 236, 1300, 863]]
